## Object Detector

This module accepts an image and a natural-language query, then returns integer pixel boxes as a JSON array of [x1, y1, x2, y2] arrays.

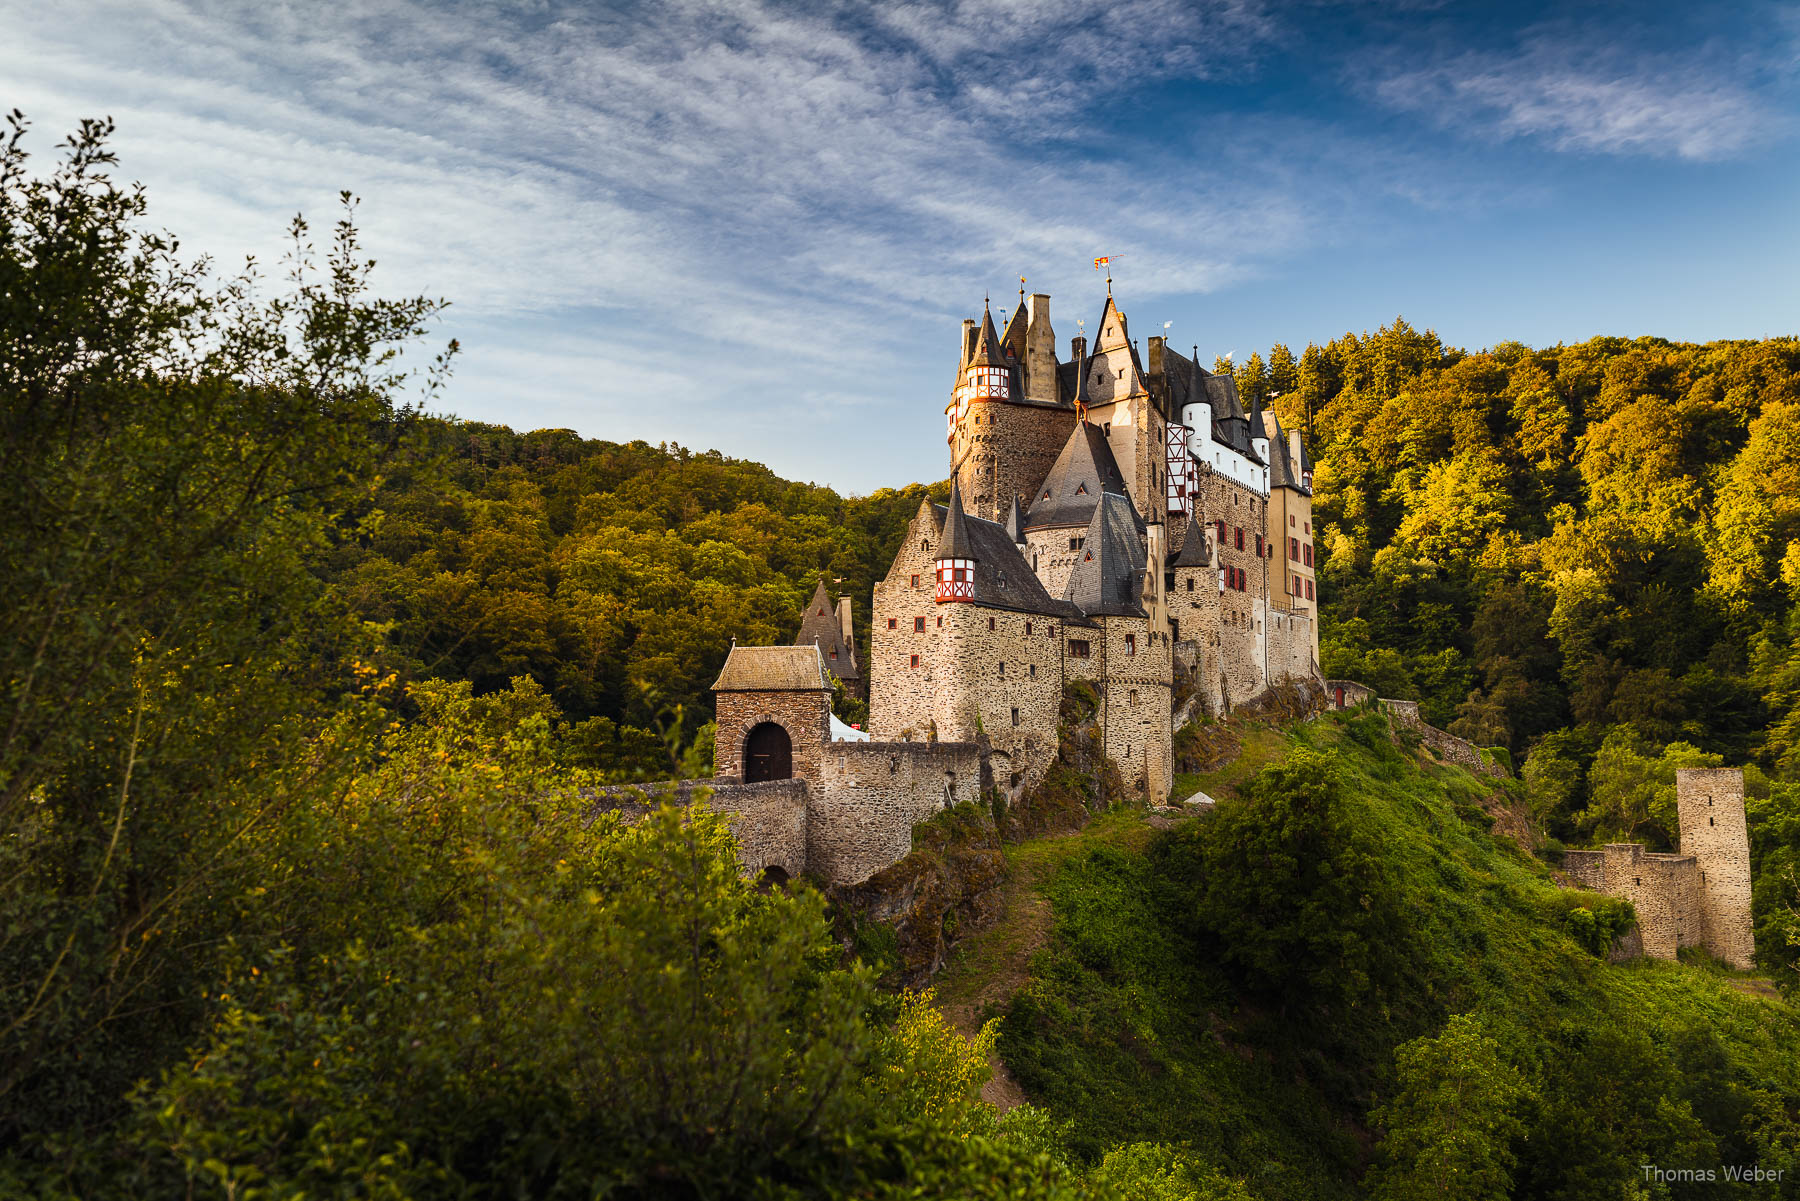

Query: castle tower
[[1078, 292, 1168, 528], [1677, 768, 1755, 969], [935, 480, 977, 603], [949, 297, 1075, 523]]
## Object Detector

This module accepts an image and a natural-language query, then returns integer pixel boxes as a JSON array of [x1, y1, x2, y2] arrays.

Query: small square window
[[1011, 707, 1020, 727], [1025, 621, 1032, 635], [1069, 639, 1090, 659], [914, 616, 925, 632], [887, 617, 897, 629], [1029, 664, 1037, 678], [910, 573, 920, 587], [998, 662, 1006, 675], [910, 654, 920, 668]]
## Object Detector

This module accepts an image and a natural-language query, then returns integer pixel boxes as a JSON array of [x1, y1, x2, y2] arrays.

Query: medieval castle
[[674, 284, 1320, 884], [589, 280, 1757, 974]]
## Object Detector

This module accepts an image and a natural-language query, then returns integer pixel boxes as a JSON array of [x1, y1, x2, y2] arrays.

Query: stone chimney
[[961, 318, 978, 367], [1070, 334, 1087, 364], [1025, 293, 1058, 403], [836, 596, 853, 644]]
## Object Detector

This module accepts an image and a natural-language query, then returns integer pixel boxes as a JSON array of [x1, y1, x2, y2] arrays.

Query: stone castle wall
[[586, 777, 810, 881], [1265, 606, 1314, 685], [953, 398, 1075, 524], [1022, 526, 1082, 599], [1677, 767, 1756, 969], [1601, 844, 1701, 960], [1096, 613, 1174, 804], [810, 741, 983, 884], [1190, 467, 1270, 708]]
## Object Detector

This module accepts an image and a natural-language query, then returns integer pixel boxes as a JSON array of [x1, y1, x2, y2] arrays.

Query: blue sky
[[5, 0, 1797, 493]]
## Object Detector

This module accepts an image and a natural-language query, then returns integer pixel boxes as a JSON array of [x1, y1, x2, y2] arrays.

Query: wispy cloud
[[1364, 29, 1784, 161]]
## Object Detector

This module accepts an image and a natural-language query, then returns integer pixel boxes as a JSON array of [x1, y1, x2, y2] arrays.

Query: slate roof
[[1023, 421, 1139, 533], [1004, 494, 1025, 544], [939, 479, 978, 561], [795, 579, 859, 681], [713, 644, 830, 692], [1062, 491, 1149, 617], [927, 502, 1081, 618], [1001, 298, 1029, 361], [1169, 525, 1212, 568], [970, 305, 1006, 367]]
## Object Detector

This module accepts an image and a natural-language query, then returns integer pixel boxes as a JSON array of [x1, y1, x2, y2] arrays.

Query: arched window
[[744, 722, 792, 782]]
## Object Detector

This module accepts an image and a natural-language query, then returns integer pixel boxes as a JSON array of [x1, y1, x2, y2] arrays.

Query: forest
[[6, 115, 1800, 1198]]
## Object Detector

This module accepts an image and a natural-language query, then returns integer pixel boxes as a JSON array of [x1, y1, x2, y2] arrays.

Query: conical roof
[[1023, 422, 1137, 533], [1170, 526, 1212, 568], [939, 479, 977, 560], [1004, 494, 1025, 544], [970, 304, 1006, 368]]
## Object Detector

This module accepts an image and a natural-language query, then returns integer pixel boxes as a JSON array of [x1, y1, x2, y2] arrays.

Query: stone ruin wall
[[1677, 767, 1756, 969], [1323, 684, 1507, 781], [1601, 844, 1701, 960], [810, 741, 983, 885], [1557, 771, 1754, 969]]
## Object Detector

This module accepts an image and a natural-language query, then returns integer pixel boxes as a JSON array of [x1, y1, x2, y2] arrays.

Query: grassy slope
[[934, 710, 1800, 1199]]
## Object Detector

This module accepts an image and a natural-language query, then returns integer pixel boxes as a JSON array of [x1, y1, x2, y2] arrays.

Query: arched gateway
[[743, 722, 793, 782]]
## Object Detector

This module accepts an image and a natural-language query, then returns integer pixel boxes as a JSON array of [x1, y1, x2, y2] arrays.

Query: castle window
[[1010, 772, 1021, 788], [1128, 689, 1138, 704], [1256, 535, 1264, 555], [1304, 521, 1310, 534], [1290, 537, 1299, 561], [989, 616, 996, 631], [1171, 618, 1180, 639], [1304, 545, 1313, 567], [888, 617, 897, 629], [829, 649, 837, 659], [1635, 877, 1641, 886], [1235, 528, 1244, 550], [1711, 816, 1715, 826], [1125, 634, 1136, 656], [998, 662, 1005, 675], [937, 615, 943, 627], [1290, 515, 1295, 526], [1029, 664, 1037, 677], [1294, 574, 1301, 595], [1185, 578, 1194, 593], [1033, 554, 1039, 570], [1025, 621, 1033, 634], [1305, 580, 1314, 600], [1069, 639, 1090, 659], [910, 654, 919, 668], [1011, 707, 1020, 726], [1069, 536, 1085, 551], [914, 616, 925, 632], [911, 573, 920, 587]]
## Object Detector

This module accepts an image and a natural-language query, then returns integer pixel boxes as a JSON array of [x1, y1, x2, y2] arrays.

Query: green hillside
[[977, 707, 1800, 1199]]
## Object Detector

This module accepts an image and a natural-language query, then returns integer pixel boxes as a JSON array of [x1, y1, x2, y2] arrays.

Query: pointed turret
[[1001, 296, 1029, 363], [1004, 494, 1026, 546], [935, 480, 978, 603], [971, 302, 1006, 368]]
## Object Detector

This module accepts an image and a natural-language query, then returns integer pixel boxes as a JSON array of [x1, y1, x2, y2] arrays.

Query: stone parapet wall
[[812, 741, 983, 885], [585, 777, 809, 880], [1324, 682, 1507, 780], [1601, 844, 1700, 960], [1563, 849, 1606, 891]]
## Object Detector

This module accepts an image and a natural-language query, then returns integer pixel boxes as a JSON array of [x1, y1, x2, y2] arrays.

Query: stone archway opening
[[743, 721, 793, 782], [756, 864, 791, 890]]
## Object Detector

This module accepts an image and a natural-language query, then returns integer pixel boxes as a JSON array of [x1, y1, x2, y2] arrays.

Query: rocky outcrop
[[830, 803, 1007, 986]]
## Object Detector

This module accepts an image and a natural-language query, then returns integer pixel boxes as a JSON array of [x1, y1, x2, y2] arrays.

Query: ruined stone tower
[[1677, 767, 1755, 970]]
